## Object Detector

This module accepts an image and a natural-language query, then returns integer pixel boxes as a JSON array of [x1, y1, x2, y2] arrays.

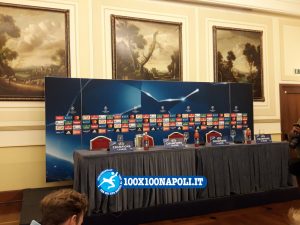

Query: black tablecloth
[[73, 142, 290, 214], [196, 142, 289, 199], [74, 147, 197, 214]]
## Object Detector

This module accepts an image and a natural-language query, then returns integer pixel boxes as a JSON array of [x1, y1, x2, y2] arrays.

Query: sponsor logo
[[106, 120, 114, 124], [106, 115, 114, 120], [150, 118, 157, 123], [73, 120, 81, 125], [55, 121, 64, 126], [73, 130, 81, 135], [64, 125, 73, 130], [96, 169, 122, 195], [114, 119, 121, 124], [98, 119, 107, 124], [91, 119, 98, 124], [64, 120, 73, 125], [114, 115, 121, 119], [114, 124, 122, 128], [91, 124, 98, 129], [55, 125, 64, 131], [182, 114, 188, 118], [91, 115, 99, 120], [129, 123, 136, 128], [156, 114, 163, 118], [121, 128, 129, 132], [135, 114, 143, 119], [82, 115, 91, 120], [143, 114, 150, 119], [73, 116, 80, 120], [157, 118, 163, 123], [163, 127, 170, 131], [98, 129, 106, 134], [55, 116, 64, 120], [73, 125, 81, 130], [82, 124, 90, 130], [182, 126, 189, 131], [122, 119, 129, 124]]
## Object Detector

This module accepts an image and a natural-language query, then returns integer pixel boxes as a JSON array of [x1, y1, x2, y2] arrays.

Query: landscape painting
[[0, 3, 69, 100], [213, 26, 264, 101], [111, 15, 182, 81]]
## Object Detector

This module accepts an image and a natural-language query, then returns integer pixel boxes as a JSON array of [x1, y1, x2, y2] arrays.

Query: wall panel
[[0, 0, 300, 191]]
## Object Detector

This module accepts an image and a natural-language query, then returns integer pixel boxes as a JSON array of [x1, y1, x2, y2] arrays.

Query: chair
[[90, 136, 112, 150], [205, 130, 222, 143], [168, 132, 184, 140]]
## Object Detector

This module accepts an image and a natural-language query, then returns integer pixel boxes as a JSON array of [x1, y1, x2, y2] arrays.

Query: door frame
[[279, 84, 300, 140]]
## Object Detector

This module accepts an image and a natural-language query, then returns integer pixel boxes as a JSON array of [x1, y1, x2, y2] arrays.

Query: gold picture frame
[[0, 3, 70, 101], [111, 15, 182, 81], [213, 26, 264, 101]]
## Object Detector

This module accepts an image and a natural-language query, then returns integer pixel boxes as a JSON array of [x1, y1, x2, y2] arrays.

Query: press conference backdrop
[[45, 78, 253, 182]]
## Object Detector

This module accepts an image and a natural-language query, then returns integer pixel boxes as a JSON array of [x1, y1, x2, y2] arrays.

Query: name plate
[[255, 134, 272, 143], [110, 141, 134, 152], [163, 138, 185, 148], [211, 138, 229, 146]]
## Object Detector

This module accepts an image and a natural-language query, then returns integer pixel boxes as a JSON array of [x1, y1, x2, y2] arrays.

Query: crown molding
[[159, 0, 300, 17]]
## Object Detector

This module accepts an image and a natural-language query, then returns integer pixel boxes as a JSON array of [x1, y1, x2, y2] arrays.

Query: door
[[280, 84, 300, 140]]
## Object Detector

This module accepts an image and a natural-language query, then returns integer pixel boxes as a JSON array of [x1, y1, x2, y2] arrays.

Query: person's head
[[288, 208, 300, 225], [293, 119, 300, 131], [290, 119, 300, 149], [40, 189, 88, 225]]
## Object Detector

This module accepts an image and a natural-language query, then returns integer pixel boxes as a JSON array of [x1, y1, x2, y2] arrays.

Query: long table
[[73, 142, 290, 214]]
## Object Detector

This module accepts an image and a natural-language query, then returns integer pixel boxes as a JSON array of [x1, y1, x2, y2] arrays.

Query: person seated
[[30, 189, 88, 225], [289, 119, 300, 157], [288, 119, 300, 185]]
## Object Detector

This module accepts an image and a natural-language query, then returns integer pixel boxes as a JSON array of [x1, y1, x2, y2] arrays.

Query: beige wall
[[0, 0, 300, 191], [0, 146, 72, 191]]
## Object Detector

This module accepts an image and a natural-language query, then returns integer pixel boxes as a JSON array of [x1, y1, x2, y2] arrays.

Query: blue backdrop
[[45, 77, 253, 182]]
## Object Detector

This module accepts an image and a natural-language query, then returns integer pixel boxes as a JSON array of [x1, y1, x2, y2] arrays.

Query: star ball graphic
[[96, 169, 122, 195]]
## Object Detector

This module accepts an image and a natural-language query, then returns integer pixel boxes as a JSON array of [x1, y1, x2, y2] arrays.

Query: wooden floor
[[0, 201, 21, 225], [0, 190, 22, 225], [140, 200, 300, 225], [2, 199, 300, 225]]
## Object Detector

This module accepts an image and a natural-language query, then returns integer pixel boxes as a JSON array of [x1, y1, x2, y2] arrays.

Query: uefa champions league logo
[[160, 106, 166, 113], [96, 169, 122, 195], [69, 105, 76, 114], [102, 106, 110, 114], [132, 106, 139, 113], [209, 105, 216, 112], [233, 105, 239, 112], [185, 106, 191, 112]]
